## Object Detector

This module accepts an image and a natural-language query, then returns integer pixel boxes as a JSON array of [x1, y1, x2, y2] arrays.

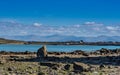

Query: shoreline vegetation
[[0, 38, 120, 46], [0, 47, 120, 75]]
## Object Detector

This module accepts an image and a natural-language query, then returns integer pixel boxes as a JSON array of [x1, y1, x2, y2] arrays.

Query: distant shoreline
[[0, 38, 120, 46]]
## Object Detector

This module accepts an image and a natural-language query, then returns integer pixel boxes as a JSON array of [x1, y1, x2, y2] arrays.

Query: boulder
[[37, 45, 48, 58]]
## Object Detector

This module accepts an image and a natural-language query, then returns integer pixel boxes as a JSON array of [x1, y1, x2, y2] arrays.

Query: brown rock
[[37, 45, 47, 58]]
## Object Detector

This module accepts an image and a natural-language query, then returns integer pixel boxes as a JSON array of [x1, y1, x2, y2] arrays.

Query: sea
[[0, 44, 120, 52]]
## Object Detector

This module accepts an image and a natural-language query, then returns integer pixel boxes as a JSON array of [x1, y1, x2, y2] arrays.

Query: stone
[[82, 53, 89, 56], [37, 45, 47, 58], [40, 62, 60, 67], [38, 72, 45, 75], [40, 62, 60, 70], [52, 65, 59, 70], [73, 62, 89, 72], [99, 64, 105, 69], [0, 60, 6, 64], [69, 72, 75, 75], [99, 48, 111, 55], [8, 67, 14, 71], [108, 65, 113, 69], [64, 64, 71, 70], [87, 65, 97, 72]]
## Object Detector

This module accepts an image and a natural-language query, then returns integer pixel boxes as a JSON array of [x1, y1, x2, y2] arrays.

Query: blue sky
[[0, 0, 120, 39], [0, 0, 120, 25]]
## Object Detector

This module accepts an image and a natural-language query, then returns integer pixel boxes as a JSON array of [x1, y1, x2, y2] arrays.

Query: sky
[[0, 0, 120, 39]]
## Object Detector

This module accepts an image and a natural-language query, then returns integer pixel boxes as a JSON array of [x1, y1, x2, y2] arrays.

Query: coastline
[[0, 48, 120, 75], [1, 38, 120, 46]]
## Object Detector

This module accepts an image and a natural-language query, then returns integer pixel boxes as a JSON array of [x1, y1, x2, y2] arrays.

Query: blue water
[[0, 44, 120, 52]]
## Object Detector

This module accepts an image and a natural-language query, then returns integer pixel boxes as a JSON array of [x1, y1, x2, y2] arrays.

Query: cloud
[[93, 27, 100, 31], [73, 24, 81, 28], [33, 23, 42, 27], [0, 20, 120, 37], [84, 21, 95, 25], [106, 26, 119, 31], [84, 21, 103, 26]]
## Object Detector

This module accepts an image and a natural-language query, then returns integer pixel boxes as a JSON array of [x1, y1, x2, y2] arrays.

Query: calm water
[[0, 44, 120, 52]]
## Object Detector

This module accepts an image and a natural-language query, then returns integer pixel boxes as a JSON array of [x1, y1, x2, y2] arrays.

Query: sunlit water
[[0, 44, 120, 52]]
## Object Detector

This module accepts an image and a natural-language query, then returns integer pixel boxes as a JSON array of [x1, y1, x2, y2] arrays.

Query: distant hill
[[1, 35, 120, 42], [0, 38, 25, 44]]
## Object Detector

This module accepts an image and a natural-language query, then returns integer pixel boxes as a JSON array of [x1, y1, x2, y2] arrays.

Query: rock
[[99, 64, 105, 69], [55, 52, 61, 55], [64, 64, 71, 70], [40, 62, 61, 70], [73, 62, 89, 72], [52, 65, 59, 70], [70, 50, 89, 56], [47, 56, 60, 61], [8, 67, 14, 71], [0, 60, 6, 64], [82, 53, 89, 56], [108, 65, 113, 69], [93, 48, 111, 55], [40, 62, 60, 67], [38, 72, 45, 75], [37, 45, 48, 58], [69, 72, 75, 75], [99, 48, 111, 55], [70, 50, 85, 55]]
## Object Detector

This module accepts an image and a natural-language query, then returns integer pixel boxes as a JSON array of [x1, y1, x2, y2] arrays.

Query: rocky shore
[[0, 47, 120, 75]]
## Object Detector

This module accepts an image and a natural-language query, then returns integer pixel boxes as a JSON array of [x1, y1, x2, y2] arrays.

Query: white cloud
[[106, 26, 114, 30], [0, 20, 120, 37], [84, 21, 95, 25], [106, 26, 119, 31], [84, 21, 103, 26], [33, 23, 42, 27]]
